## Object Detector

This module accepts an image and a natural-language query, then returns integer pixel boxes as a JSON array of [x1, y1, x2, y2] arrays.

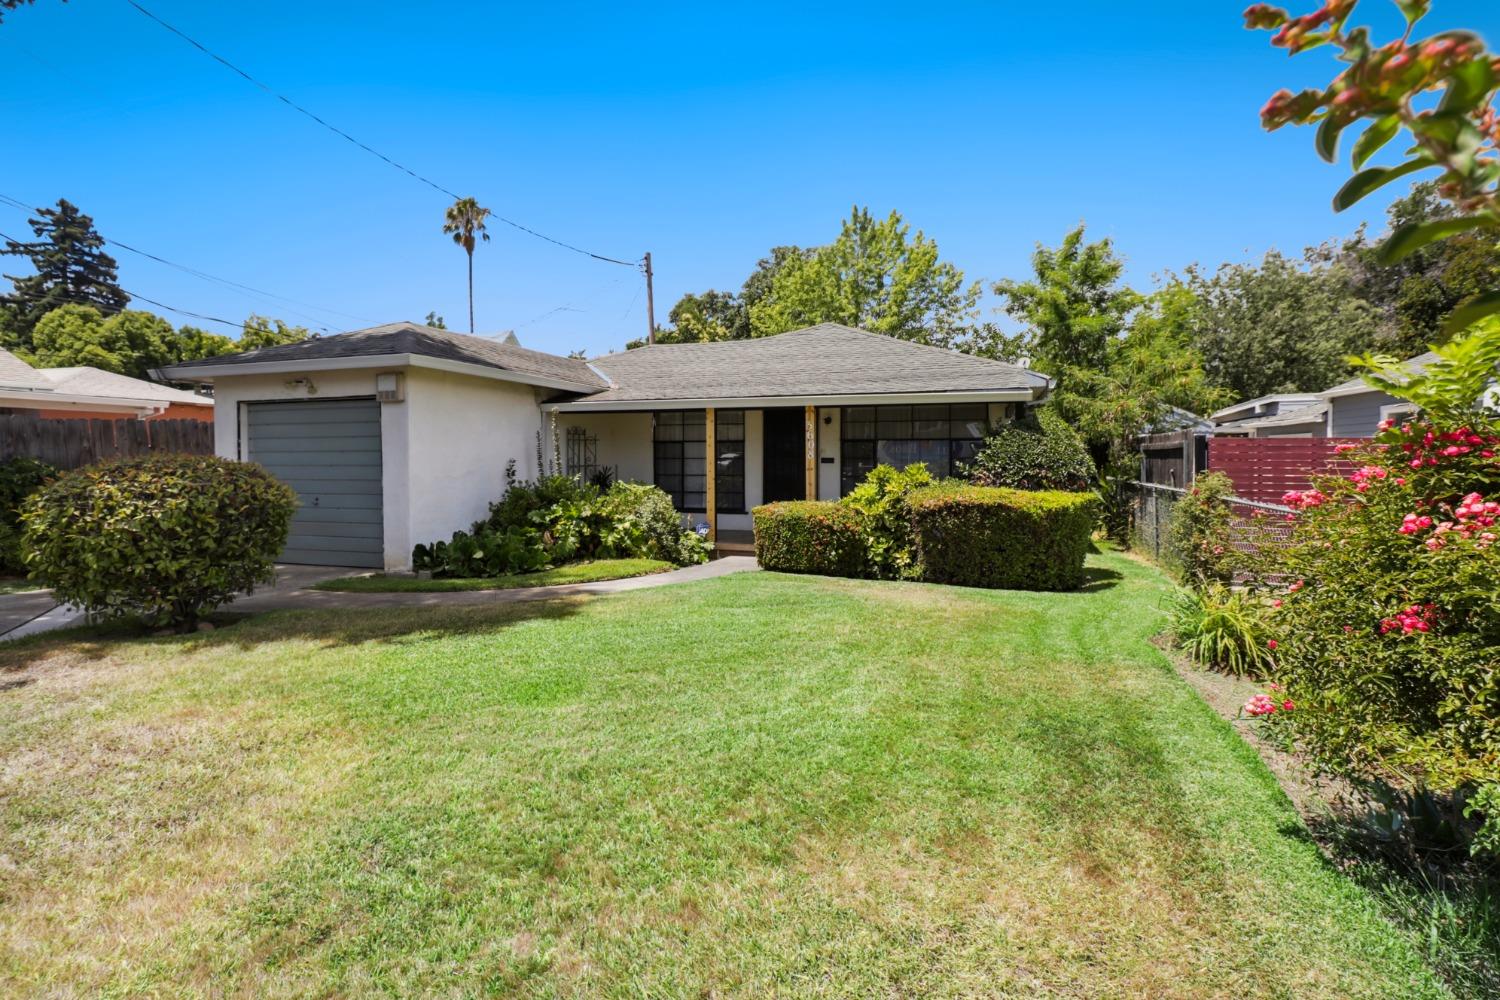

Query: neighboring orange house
[[0, 348, 212, 421]]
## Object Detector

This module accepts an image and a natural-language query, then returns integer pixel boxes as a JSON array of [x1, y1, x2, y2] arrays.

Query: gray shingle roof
[[578, 324, 1049, 403], [0, 348, 54, 392], [1239, 401, 1327, 430], [39, 367, 211, 406], [163, 321, 607, 389]]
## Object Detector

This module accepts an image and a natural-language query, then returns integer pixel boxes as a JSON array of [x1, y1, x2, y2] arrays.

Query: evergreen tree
[[1, 199, 129, 344]]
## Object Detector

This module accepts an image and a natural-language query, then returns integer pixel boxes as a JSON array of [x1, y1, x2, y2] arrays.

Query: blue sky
[[3, 1, 1498, 357]]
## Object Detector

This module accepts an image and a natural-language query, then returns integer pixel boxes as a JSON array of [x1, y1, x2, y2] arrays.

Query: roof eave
[[158, 353, 605, 395], [542, 388, 1040, 412]]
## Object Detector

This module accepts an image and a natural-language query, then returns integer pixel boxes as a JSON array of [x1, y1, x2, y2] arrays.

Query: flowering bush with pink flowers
[[1251, 338, 1500, 843]]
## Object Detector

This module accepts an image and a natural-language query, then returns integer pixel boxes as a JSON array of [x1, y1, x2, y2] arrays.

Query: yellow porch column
[[705, 407, 717, 542], [804, 405, 817, 501]]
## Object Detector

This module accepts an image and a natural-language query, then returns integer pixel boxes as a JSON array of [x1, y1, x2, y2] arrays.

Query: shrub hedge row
[[751, 501, 868, 578], [752, 484, 1098, 591], [907, 484, 1099, 591]]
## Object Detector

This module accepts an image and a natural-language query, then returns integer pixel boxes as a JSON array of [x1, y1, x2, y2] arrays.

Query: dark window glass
[[714, 410, 746, 512], [654, 410, 706, 511], [839, 404, 994, 495]]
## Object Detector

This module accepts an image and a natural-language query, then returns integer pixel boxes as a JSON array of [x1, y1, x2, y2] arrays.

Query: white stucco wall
[[554, 412, 654, 484], [816, 406, 839, 501], [403, 368, 542, 564]]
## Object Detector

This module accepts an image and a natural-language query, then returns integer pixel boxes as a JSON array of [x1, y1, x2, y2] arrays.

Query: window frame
[[653, 409, 746, 514], [839, 403, 992, 495]]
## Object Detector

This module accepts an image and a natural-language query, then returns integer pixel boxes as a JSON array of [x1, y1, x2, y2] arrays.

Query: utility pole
[[643, 252, 656, 345]]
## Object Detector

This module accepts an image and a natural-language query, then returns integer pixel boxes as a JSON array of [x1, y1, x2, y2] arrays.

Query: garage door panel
[[291, 505, 383, 525], [247, 398, 383, 567]]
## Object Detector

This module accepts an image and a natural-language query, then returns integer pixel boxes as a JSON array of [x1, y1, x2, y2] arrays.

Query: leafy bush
[[840, 463, 932, 578], [21, 455, 295, 627], [1251, 332, 1500, 854], [413, 471, 707, 577], [1168, 584, 1274, 677], [751, 501, 868, 578], [0, 457, 55, 574], [603, 482, 710, 566], [906, 483, 1099, 591], [1166, 471, 1239, 587], [964, 405, 1096, 492]]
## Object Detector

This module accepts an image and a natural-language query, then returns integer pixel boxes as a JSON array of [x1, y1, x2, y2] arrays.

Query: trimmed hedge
[[907, 483, 1099, 591], [751, 501, 868, 578], [964, 405, 1096, 493]]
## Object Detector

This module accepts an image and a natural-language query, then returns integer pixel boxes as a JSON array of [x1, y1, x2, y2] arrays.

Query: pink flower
[[1267, 639, 1278, 650], [1272, 599, 1283, 608], [1281, 700, 1295, 711]]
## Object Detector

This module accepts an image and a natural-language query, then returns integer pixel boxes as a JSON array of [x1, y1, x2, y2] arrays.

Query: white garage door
[[245, 398, 384, 567]]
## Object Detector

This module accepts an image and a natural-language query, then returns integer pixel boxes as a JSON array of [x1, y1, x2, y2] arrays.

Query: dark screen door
[[762, 407, 805, 503]]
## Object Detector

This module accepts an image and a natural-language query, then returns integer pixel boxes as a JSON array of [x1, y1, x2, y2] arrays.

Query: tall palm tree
[[442, 197, 491, 333]]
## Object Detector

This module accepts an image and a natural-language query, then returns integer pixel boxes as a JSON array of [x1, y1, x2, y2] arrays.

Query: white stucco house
[[160, 321, 1052, 570]]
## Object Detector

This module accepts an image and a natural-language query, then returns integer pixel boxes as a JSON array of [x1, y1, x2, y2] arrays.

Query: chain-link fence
[[1128, 481, 1295, 572]]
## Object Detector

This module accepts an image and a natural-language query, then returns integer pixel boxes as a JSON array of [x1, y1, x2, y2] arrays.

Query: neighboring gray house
[[161, 322, 1052, 569], [1209, 393, 1324, 438], [1319, 351, 1437, 437]]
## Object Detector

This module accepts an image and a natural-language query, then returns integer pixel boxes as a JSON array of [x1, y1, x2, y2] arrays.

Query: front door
[[762, 407, 805, 503]]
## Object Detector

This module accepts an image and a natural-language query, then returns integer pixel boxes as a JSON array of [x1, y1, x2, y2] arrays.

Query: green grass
[[0, 552, 1461, 997], [0, 576, 45, 595], [310, 557, 675, 593]]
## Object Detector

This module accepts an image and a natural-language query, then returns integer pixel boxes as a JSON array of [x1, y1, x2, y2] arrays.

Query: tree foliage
[[748, 208, 979, 345], [1188, 248, 1383, 397], [443, 196, 491, 333], [990, 227, 1226, 466], [1, 199, 128, 341], [634, 246, 808, 349]]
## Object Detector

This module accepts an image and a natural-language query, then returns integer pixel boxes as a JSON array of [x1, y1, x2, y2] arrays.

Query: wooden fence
[[1139, 430, 1208, 488], [0, 415, 214, 470], [1207, 436, 1364, 504]]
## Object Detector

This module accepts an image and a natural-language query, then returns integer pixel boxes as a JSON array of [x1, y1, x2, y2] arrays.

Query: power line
[[0, 193, 372, 330], [0, 226, 308, 340], [123, 0, 640, 268]]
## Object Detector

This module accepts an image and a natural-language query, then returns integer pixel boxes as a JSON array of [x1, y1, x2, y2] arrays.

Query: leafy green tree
[[424, 311, 447, 330], [992, 225, 1142, 374], [442, 197, 491, 333], [172, 325, 237, 362], [239, 314, 311, 350], [748, 208, 979, 345], [1187, 249, 1382, 397], [628, 246, 808, 349], [1, 199, 128, 343], [27, 304, 121, 373]]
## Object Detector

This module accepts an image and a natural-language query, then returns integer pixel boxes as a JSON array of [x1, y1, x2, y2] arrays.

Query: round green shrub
[[752, 501, 868, 577], [0, 457, 55, 575], [22, 454, 296, 627], [964, 406, 1096, 493]]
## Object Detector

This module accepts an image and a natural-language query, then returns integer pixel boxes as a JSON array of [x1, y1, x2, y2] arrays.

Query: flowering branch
[[1246, 1, 1500, 331]]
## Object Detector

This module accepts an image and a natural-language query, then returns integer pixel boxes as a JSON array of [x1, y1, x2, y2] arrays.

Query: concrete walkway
[[0, 557, 759, 641]]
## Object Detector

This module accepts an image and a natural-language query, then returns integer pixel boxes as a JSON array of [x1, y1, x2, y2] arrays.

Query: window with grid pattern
[[839, 403, 991, 495], [653, 410, 706, 511]]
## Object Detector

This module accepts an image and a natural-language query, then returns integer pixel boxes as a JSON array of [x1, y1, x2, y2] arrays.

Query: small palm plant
[[1168, 584, 1275, 678], [442, 197, 492, 333]]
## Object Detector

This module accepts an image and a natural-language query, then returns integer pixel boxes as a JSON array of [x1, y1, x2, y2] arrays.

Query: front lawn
[[0, 553, 1455, 997], [310, 557, 674, 593]]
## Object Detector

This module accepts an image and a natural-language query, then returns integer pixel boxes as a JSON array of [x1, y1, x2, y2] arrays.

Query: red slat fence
[[1207, 437, 1365, 504], [0, 415, 214, 470]]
